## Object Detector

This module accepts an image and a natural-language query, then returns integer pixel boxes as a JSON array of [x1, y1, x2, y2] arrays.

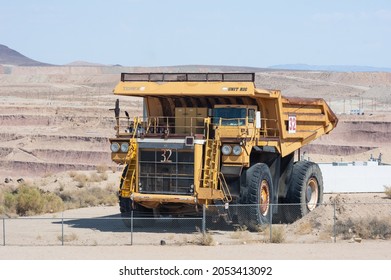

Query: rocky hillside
[[0, 44, 51, 66]]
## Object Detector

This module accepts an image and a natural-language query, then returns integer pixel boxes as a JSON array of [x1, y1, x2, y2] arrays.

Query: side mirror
[[255, 111, 261, 129], [114, 99, 120, 118]]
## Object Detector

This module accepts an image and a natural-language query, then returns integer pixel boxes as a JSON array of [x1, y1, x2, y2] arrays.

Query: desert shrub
[[71, 171, 108, 187], [109, 165, 117, 173], [68, 171, 78, 178], [230, 225, 253, 242], [58, 232, 78, 242], [16, 185, 45, 215], [99, 172, 108, 181], [89, 172, 108, 182], [96, 164, 108, 174], [385, 185, 391, 199], [335, 217, 391, 240], [80, 187, 117, 206], [56, 190, 73, 203], [271, 226, 286, 243], [43, 172, 54, 178], [2, 175, 116, 215], [3, 191, 17, 214], [264, 226, 286, 243], [42, 192, 63, 213], [0, 184, 64, 216], [368, 217, 391, 239], [58, 186, 118, 209], [89, 172, 103, 183], [105, 182, 117, 192], [335, 218, 354, 239], [294, 221, 313, 235], [0, 189, 5, 215], [72, 173, 89, 188], [196, 232, 216, 246]]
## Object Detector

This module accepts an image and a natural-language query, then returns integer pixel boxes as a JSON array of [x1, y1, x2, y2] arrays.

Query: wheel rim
[[306, 177, 319, 211], [259, 179, 270, 216]]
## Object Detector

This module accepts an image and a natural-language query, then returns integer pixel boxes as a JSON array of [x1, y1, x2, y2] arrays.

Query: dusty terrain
[[1, 65, 391, 259], [0, 192, 390, 259]]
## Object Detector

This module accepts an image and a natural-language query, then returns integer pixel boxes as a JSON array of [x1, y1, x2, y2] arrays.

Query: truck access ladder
[[119, 121, 139, 197], [202, 139, 219, 188], [202, 139, 232, 203]]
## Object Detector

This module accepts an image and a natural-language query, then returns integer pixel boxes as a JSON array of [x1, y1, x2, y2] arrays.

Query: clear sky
[[1, 0, 391, 67]]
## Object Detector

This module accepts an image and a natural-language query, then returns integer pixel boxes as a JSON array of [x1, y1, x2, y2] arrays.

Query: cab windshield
[[213, 108, 247, 126]]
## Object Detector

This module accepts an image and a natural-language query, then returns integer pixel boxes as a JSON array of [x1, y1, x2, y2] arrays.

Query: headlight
[[120, 142, 129, 153], [221, 145, 232, 155], [232, 145, 243, 156], [110, 142, 120, 152]]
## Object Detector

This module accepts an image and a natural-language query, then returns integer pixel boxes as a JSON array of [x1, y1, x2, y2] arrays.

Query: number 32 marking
[[161, 149, 172, 162]]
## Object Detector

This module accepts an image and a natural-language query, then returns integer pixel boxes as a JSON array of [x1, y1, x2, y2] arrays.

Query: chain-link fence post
[[202, 205, 206, 234], [130, 211, 134, 246], [2, 218, 5, 246], [333, 202, 336, 243], [269, 204, 273, 242], [61, 213, 64, 246]]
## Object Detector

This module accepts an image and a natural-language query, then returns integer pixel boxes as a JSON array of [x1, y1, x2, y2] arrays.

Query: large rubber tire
[[242, 163, 273, 231], [284, 161, 323, 223]]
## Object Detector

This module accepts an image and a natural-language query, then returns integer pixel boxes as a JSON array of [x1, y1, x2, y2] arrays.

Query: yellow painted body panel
[[114, 81, 255, 96]]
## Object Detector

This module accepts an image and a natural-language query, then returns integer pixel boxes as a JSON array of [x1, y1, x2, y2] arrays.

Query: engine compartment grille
[[139, 148, 194, 195]]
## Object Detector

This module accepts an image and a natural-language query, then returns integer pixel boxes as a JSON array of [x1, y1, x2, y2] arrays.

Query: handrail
[[218, 172, 232, 203], [115, 115, 280, 139]]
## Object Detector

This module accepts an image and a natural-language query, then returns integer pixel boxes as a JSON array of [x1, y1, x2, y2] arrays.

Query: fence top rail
[[0, 216, 204, 220]]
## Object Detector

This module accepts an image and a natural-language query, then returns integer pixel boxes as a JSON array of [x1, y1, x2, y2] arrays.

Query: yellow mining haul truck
[[109, 73, 338, 229]]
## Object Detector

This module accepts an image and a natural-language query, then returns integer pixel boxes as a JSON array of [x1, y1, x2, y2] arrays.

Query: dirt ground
[[2, 242, 391, 260], [0, 192, 390, 260]]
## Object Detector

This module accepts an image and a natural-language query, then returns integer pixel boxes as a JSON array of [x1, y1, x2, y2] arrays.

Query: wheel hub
[[259, 180, 270, 216], [306, 177, 319, 211]]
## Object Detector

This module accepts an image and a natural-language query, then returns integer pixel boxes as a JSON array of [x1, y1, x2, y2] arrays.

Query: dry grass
[[263, 225, 286, 243], [68, 171, 78, 178], [385, 185, 391, 199], [72, 173, 89, 188], [196, 232, 216, 246], [295, 221, 314, 235], [56, 187, 118, 209], [89, 172, 108, 182], [192, 228, 216, 246], [58, 232, 78, 242], [70, 171, 108, 188], [230, 225, 254, 243], [96, 164, 109, 174]]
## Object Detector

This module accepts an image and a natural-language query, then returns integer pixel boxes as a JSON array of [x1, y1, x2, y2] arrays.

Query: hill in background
[[0, 44, 52, 66], [2, 43, 391, 73], [269, 63, 391, 72]]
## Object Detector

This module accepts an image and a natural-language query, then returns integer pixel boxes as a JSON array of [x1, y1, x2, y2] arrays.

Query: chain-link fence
[[1, 202, 391, 246]]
